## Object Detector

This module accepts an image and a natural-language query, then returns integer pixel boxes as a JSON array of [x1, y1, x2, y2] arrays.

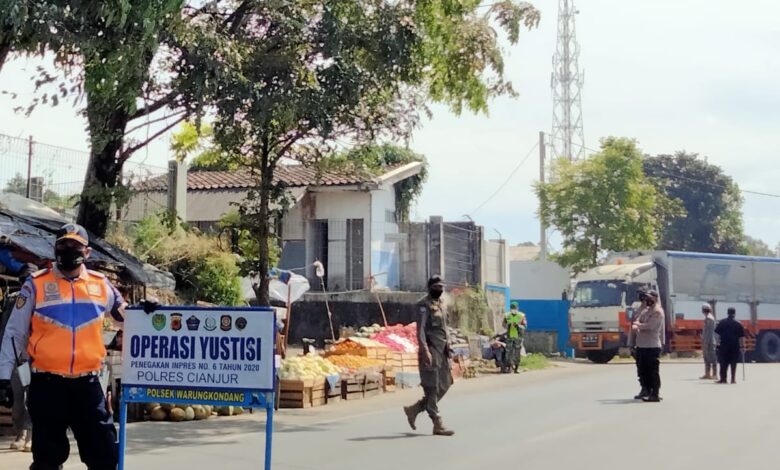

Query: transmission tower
[[551, 0, 585, 161]]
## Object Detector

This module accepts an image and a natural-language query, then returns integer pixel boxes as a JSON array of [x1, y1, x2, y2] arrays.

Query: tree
[[170, 121, 237, 171], [196, 1, 540, 304], [743, 235, 775, 257], [1, 1, 189, 236], [537, 137, 668, 273], [643, 152, 745, 254], [3, 173, 26, 195]]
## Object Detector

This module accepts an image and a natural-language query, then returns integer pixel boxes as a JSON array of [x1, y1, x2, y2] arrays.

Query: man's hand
[[0, 379, 13, 408], [19, 263, 38, 279], [421, 349, 432, 368], [138, 299, 161, 314]]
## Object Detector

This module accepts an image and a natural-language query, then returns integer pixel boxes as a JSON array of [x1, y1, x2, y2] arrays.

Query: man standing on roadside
[[403, 275, 455, 436], [628, 289, 649, 399], [700, 303, 717, 380], [632, 290, 665, 402], [715, 308, 745, 384], [503, 302, 527, 374]]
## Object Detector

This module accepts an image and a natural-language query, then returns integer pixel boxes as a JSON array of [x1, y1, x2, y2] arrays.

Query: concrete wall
[[482, 239, 508, 286], [510, 260, 570, 300], [284, 291, 424, 346], [399, 222, 430, 291]]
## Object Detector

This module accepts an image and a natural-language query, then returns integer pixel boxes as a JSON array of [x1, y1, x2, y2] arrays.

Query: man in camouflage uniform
[[403, 275, 454, 436]]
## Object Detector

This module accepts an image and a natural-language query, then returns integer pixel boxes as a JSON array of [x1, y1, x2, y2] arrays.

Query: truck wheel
[[758, 332, 780, 363], [586, 349, 617, 364]]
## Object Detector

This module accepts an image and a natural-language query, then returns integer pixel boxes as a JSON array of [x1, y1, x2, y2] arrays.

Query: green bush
[[194, 253, 244, 306]]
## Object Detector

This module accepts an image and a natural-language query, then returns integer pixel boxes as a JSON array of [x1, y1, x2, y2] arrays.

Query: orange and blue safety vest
[[0, 266, 124, 379]]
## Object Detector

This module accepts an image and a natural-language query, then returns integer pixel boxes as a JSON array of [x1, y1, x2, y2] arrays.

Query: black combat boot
[[634, 388, 649, 400], [403, 402, 423, 430], [432, 416, 455, 436]]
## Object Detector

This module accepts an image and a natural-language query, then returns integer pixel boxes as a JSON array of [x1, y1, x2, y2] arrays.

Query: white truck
[[569, 250, 780, 363]]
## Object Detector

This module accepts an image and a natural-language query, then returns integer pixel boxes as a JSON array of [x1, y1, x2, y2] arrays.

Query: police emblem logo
[[186, 315, 200, 331], [235, 317, 247, 331], [15, 294, 26, 310], [151, 313, 166, 331], [220, 315, 232, 331], [170, 313, 183, 331], [43, 282, 60, 302], [204, 316, 217, 331]]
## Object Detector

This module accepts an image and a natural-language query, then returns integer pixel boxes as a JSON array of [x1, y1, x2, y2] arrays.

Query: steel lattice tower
[[551, 0, 584, 161]]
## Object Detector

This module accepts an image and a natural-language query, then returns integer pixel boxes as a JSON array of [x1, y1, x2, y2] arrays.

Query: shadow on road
[[597, 399, 640, 405], [347, 433, 424, 442]]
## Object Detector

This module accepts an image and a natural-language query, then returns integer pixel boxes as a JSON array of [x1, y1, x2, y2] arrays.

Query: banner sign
[[122, 306, 275, 391], [118, 306, 276, 470]]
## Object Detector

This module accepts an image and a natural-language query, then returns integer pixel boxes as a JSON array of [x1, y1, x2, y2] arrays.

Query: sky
[[1, 0, 779, 251]]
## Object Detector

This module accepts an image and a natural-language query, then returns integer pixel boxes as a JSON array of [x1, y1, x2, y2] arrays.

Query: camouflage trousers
[[506, 337, 523, 369]]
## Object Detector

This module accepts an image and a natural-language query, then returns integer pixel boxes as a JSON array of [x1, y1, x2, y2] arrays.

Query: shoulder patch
[[86, 270, 106, 279], [31, 268, 50, 278], [15, 295, 27, 310]]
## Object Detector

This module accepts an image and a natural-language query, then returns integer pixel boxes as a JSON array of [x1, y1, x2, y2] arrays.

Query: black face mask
[[429, 286, 444, 299], [56, 247, 85, 271]]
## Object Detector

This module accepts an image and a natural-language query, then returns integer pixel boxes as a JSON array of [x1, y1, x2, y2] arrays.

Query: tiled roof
[[135, 164, 376, 191]]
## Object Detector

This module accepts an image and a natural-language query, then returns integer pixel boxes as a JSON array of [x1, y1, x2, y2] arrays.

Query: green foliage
[[449, 286, 491, 335], [217, 211, 280, 270], [194, 253, 243, 307], [320, 144, 428, 222], [643, 152, 745, 254], [743, 235, 775, 257], [170, 121, 237, 171], [520, 353, 550, 370], [537, 137, 669, 273], [2, 173, 26, 194]]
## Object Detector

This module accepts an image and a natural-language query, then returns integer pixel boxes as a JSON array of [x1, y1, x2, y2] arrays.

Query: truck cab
[[569, 253, 657, 363]]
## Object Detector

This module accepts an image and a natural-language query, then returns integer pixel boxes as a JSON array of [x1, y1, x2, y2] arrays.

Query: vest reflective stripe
[[27, 270, 110, 376]]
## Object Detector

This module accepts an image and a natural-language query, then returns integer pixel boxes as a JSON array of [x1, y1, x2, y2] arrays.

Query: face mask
[[56, 247, 85, 271], [430, 286, 443, 299]]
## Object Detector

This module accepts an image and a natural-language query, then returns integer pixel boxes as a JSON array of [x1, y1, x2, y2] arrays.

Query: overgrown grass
[[521, 353, 551, 370]]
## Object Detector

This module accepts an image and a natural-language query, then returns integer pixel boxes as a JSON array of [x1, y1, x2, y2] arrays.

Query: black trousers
[[632, 349, 644, 390], [27, 373, 117, 470], [718, 348, 739, 382], [636, 348, 661, 396]]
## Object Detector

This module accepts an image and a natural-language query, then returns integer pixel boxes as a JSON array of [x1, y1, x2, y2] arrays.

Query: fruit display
[[325, 354, 384, 372], [279, 354, 342, 380], [370, 323, 418, 353], [354, 324, 384, 338], [145, 402, 216, 422]]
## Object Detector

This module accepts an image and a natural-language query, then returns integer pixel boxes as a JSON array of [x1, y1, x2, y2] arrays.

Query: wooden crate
[[279, 378, 327, 408], [326, 380, 342, 404], [364, 375, 382, 398], [382, 369, 396, 393], [341, 375, 366, 400]]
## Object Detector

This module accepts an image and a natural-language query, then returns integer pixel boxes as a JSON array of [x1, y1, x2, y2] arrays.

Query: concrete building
[[126, 162, 424, 292]]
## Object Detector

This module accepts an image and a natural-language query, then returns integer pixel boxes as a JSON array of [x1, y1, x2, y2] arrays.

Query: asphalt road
[[2, 361, 778, 469]]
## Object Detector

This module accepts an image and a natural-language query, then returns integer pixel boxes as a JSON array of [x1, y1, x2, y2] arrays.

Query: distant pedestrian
[[715, 308, 745, 384], [632, 290, 665, 402], [628, 289, 649, 399], [403, 275, 455, 436], [503, 302, 527, 374], [700, 303, 717, 380]]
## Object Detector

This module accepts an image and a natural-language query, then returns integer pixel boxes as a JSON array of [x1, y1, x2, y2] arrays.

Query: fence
[[0, 132, 167, 220]]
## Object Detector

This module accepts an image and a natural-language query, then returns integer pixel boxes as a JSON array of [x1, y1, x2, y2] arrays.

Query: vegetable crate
[[341, 374, 366, 401], [279, 378, 327, 408], [383, 369, 396, 393], [326, 380, 342, 404], [386, 352, 419, 372], [364, 374, 383, 398]]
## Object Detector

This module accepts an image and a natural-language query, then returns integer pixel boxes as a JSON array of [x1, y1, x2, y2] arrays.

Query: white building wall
[[370, 185, 399, 290], [123, 189, 247, 223], [510, 260, 571, 300]]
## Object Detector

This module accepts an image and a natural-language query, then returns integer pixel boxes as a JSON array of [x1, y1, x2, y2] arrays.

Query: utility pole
[[539, 131, 547, 261], [26, 135, 33, 199], [551, 0, 585, 161]]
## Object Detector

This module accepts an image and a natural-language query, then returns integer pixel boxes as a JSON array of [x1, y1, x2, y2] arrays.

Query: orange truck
[[568, 251, 780, 363]]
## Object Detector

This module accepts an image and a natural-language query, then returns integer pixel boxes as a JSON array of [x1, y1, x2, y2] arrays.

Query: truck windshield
[[572, 281, 625, 308]]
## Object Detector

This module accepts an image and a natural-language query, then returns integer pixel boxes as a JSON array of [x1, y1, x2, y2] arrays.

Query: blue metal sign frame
[[117, 306, 276, 470]]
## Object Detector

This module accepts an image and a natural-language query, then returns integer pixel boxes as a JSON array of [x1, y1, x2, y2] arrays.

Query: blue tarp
[[513, 299, 571, 356]]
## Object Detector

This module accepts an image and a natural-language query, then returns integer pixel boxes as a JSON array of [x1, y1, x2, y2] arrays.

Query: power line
[[545, 133, 780, 199], [469, 141, 539, 216]]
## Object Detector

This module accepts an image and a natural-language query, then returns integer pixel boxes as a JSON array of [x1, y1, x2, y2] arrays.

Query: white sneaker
[[23, 432, 32, 452], [9, 431, 26, 450]]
